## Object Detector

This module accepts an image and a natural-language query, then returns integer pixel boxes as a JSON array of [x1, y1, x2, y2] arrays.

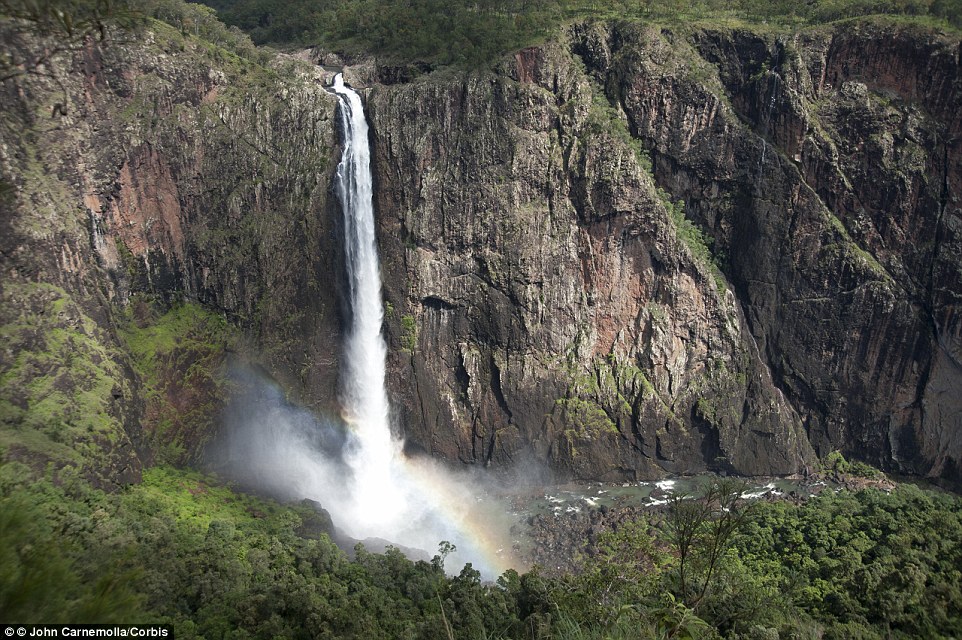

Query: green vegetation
[[546, 480, 962, 639], [732, 484, 962, 637], [0, 287, 233, 477], [136, 0, 271, 63], [556, 396, 617, 450], [193, 0, 961, 67], [0, 465, 144, 623], [400, 314, 418, 352], [0, 283, 133, 481], [3, 2, 960, 638], [201, 0, 563, 66], [554, 357, 648, 455], [659, 189, 728, 291], [0, 0, 270, 76], [0, 462, 526, 637], [5, 462, 959, 639], [586, 92, 652, 171], [824, 449, 883, 478], [119, 298, 234, 465]]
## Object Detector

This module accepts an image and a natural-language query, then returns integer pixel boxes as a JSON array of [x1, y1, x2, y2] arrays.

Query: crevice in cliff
[[409, 357, 434, 450], [489, 356, 514, 425], [422, 295, 456, 311], [922, 139, 961, 374]]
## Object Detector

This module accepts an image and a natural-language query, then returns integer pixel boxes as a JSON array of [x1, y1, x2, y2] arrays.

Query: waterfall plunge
[[331, 73, 406, 532], [217, 74, 517, 577]]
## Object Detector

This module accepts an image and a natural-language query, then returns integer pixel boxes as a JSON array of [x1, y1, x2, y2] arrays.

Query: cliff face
[[368, 20, 961, 482], [368, 43, 811, 479], [0, 20, 342, 486], [612, 21, 962, 478], [1, 15, 959, 487]]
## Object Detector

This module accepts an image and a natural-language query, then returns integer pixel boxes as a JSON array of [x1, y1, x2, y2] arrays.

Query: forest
[[197, 0, 962, 64], [3, 461, 961, 638], [5, 0, 958, 68]]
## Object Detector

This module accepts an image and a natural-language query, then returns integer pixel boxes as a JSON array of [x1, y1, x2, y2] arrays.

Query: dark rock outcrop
[[368, 36, 812, 481], [609, 22, 961, 479]]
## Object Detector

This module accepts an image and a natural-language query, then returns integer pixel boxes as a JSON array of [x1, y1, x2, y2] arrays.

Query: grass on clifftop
[[4, 0, 957, 70], [197, 0, 961, 66]]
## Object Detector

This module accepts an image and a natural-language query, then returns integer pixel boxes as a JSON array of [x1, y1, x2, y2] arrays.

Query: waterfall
[[306, 74, 514, 577], [331, 73, 403, 529]]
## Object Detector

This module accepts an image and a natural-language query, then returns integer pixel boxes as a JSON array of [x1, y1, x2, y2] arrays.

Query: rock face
[[369, 42, 811, 480], [615, 22, 962, 479], [0, 20, 342, 485], [1, 15, 959, 486], [367, 21, 961, 483]]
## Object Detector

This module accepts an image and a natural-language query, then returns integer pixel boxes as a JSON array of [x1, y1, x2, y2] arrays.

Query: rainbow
[[394, 456, 527, 578]]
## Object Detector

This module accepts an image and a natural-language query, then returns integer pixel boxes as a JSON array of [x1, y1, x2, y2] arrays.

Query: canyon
[[1, 15, 959, 490]]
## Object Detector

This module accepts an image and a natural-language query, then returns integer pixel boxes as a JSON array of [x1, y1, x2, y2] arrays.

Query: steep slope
[[611, 20, 961, 478], [1, 12, 958, 486], [0, 17, 341, 485], [370, 20, 960, 482], [368, 41, 813, 480]]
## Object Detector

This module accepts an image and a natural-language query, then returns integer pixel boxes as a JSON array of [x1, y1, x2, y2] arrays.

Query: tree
[[666, 479, 755, 611]]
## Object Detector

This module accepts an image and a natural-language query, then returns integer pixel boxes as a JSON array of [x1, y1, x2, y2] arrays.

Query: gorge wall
[[1, 15, 958, 487], [0, 20, 343, 486], [368, 20, 960, 482]]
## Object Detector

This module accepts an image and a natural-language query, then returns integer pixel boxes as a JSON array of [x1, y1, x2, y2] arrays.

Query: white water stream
[[331, 73, 406, 531]]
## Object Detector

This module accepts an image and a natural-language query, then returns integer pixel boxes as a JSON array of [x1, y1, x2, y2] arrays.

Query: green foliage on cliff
[[136, 0, 271, 62], [659, 189, 728, 291], [400, 314, 418, 352], [0, 0, 270, 74], [0, 283, 134, 482], [119, 298, 234, 465], [824, 449, 882, 478]]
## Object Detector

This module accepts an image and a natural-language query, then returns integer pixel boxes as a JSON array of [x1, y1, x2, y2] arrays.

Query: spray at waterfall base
[[215, 74, 521, 578], [215, 363, 523, 578]]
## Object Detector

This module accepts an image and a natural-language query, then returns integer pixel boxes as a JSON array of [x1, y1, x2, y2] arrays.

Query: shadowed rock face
[[367, 21, 960, 483], [614, 22, 962, 480], [1, 18, 958, 487]]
